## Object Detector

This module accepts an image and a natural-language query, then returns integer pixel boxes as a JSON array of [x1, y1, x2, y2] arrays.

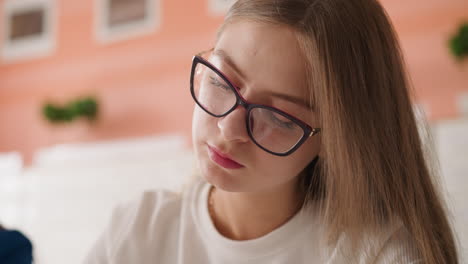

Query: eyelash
[[268, 112, 295, 129], [209, 76, 230, 90]]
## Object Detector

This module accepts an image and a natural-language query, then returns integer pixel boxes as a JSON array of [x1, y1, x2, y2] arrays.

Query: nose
[[217, 105, 250, 143]]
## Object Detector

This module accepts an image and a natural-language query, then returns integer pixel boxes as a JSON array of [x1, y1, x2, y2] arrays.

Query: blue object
[[0, 230, 33, 264]]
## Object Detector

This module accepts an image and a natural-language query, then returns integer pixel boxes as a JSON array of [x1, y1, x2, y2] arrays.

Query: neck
[[208, 179, 304, 241]]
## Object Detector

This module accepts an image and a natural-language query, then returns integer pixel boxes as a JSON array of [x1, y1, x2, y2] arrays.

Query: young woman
[[85, 0, 459, 263]]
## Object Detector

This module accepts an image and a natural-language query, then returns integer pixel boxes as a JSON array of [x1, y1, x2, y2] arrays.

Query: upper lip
[[208, 144, 244, 166]]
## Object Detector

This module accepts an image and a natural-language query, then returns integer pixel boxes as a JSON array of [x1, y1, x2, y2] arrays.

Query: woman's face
[[192, 20, 321, 193]]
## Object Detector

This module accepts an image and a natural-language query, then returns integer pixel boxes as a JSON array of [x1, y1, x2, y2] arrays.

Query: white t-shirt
[[84, 178, 421, 263]]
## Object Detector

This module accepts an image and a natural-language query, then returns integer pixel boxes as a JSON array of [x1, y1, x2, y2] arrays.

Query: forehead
[[214, 20, 308, 99]]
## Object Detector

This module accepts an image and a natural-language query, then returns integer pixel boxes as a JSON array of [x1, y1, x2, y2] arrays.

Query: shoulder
[[329, 221, 422, 263], [112, 190, 182, 229], [372, 224, 423, 263], [84, 188, 185, 263], [108, 189, 183, 238]]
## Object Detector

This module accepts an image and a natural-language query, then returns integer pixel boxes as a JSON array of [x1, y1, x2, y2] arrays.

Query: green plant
[[450, 22, 468, 60], [43, 96, 98, 123]]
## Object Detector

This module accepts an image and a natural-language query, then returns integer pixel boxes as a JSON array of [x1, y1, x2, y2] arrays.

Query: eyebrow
[[268, 91, 314, 110], [212, 49, 248, 81], [212, 49, 314, 111]]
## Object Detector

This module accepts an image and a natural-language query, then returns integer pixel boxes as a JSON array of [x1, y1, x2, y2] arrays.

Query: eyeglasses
[[190, 53, 321, 156]]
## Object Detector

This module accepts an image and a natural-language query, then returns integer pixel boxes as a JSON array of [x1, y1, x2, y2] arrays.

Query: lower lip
[[207, 145, 244, 169]]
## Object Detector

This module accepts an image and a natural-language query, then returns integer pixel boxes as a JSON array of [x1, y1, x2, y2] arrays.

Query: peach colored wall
[[381, 0, 468, 119], [0, 0, 224, 164], [0, 0, 467, 165]]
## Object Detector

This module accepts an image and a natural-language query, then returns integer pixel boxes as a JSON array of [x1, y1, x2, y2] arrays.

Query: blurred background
[[0, 0, 467, 263]]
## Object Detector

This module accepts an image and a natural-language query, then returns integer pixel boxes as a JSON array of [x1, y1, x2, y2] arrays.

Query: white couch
[[0, 134, 194, 264]]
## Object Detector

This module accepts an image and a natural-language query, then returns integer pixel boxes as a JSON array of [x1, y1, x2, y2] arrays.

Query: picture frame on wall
[[95, 0, 160, 44], [1, 0, 56, 62]]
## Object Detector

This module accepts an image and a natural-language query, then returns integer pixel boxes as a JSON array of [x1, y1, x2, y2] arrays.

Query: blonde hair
[[216, 0, 459, 263]]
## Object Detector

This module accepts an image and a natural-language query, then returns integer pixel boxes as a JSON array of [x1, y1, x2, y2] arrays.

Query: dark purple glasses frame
[[190, 53, 321, 156]]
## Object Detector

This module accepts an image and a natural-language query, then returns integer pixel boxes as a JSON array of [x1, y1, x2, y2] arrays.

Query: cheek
[[289, 139, 321, 174], [191, 107, 201, 135], [260, 140, 320, 180], [250, 155, 304, 190], [303, 135, 321, 158], [192, 107, 217, 145]]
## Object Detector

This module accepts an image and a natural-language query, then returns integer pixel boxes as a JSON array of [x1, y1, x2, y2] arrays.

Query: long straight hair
[[218, 0, 459, 263]]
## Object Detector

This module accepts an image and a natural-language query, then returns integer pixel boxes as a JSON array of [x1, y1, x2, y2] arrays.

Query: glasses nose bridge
[[234, 93, 252, 112], [222, 96, 251, 123], [226, 98, 249, 119]]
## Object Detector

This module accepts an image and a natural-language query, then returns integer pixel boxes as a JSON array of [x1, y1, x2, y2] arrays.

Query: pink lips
[[207, 145, 244, 169]]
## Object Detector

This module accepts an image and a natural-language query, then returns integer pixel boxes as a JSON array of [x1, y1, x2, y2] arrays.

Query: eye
[[268, 111, 296, 129], [209, 76, 230, 91]]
